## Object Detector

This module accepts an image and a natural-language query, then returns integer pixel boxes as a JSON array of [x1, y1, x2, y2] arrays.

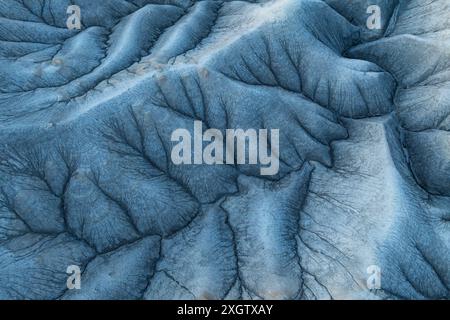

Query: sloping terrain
[[0, 0, 448, 299]]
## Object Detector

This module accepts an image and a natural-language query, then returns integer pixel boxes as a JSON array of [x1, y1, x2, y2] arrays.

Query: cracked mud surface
[[0, 0, 449, 300]]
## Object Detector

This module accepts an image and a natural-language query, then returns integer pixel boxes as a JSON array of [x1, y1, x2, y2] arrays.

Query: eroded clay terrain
[[0, 0, 449, 299]]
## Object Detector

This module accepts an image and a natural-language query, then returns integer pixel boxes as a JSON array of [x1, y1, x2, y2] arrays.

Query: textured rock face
[[0, 0, 448, 300]]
